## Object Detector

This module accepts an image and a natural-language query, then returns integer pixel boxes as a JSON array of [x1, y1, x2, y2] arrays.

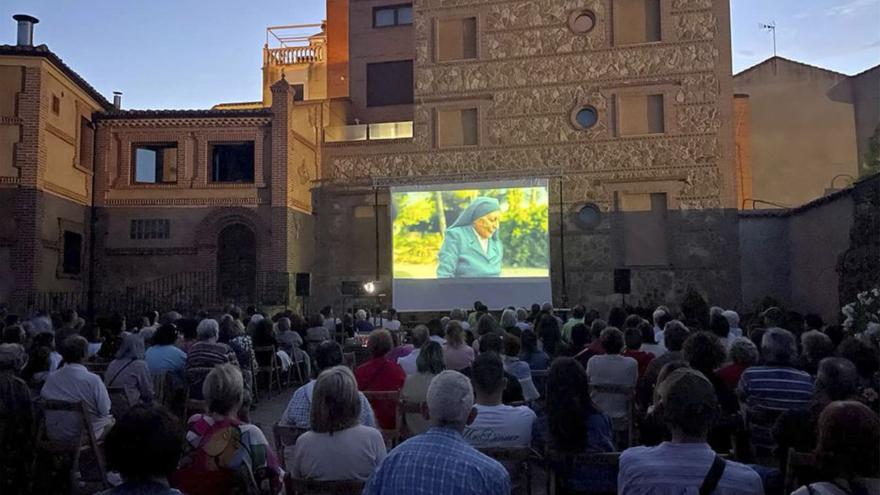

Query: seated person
[[185, 319, 238, 399], [463, 353, 536, 448], [0, 339, 34, 494], [443, 322, 475, 371], [519, 330, 550, 371], [97, 404, 184, 495], [355, 330, 406, 430], [288, 366, 386, 480], [622, 326, 655, 378], [500, 335, 539, 402], [276, 317, 311, 379], [174, 364, 282, 495], [586, 328, 638, 423], [792, 400, 879, 495], [104, 334, 154, 405], [145, 324, 187, 385], [533, 357, 615, 493], [401, 341, 445, 436], [280, 341, 375, 429], [717, 337, 758, 391], [41, 336, 114, 443], [618, 368, 763, 494], [398, 325, 429, 375], [362, 370, 510, 495]]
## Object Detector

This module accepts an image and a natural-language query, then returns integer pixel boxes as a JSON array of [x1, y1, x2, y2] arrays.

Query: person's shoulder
[[510, 404, 537, 419], [620, 445, 661, 465], [722, 459, 764, 487]]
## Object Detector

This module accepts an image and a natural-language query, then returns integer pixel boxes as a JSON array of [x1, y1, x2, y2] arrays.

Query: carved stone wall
[[316, 0, 738, 311]]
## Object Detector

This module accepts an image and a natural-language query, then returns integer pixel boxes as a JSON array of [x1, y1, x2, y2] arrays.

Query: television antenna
[[759, 22, 777, 57]]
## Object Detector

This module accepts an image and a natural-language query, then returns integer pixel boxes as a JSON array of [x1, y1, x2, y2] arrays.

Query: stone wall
[[315, 0, 738, 312]]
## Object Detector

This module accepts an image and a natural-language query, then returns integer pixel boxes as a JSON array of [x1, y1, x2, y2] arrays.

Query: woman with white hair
[[184, 319, 239, 399], [721, 310, 743, 338], [717, 337, 758, 391], [174, 364, 282, 495], [288, 366, 386, 480], [105, 333, 154, 405], [355, 309, 374, 334]]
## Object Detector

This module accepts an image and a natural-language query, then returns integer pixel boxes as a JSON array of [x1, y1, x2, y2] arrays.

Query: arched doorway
[[217, 223, 257, 301]]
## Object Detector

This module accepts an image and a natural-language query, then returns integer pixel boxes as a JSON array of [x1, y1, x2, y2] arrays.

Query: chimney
[[113, 91, 122, 110], [12, 14, 39, 47]]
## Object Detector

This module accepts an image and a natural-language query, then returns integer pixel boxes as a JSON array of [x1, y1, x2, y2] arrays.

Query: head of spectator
[[305, 314, 324, 330], [814, 401, 880, 484], [410, 325, 429, 350], [426, 318, 444, 340], [536, 313, 561, 356], [153, 324, 179, 347], [60, 335, 88, 366], [310, 366, 363, 434], [159, 311, 181, 327], [320, 305, 333, 320], [448, 308, 465, 322], [624, 326, 643, 351], [655, 368, 718, 442], [682, 332, 725, 374], [748, 327, 767, 352], [355, 309, 367, 322], [425, 370, 475, 431], [708, 313, 730, 339], [709, 306, 724, 319], [728, 337, 759, 368], [471, 353, 505, 406], [196, 319, 219, 343], [417, 341, 445, 375], [277, 317, 292, 335], [516, 307, 529, 323], [590, 319, 607, 342], [116, 333, 146, 360], [762, 307, 786, 329], [761, 328, 798, 366], [61, 309, 78, 327], [653, 308, 673, 331], [203, 363, 244, 418], [368, 330, 393, 359], [521, 330, 541, 356], [104, 404, 183, 489], [803, 313, 824, 332], [663, 320, 690, 352], [218, 315, 237, 344], [608, 307, 627, 329], [624, 314, 642, 330], [815, 357, 860, 407], [599, 327, 624, 355], [2, 325, 25, 345], [177, 318, 199, 343], [722, 310, 740, 331], [479, 332, 504, 355], [637, 319, 656, 345], [252, 318, 276, 344], [571, 323, 589, 350], [546, 357, 601, 452], [503, 334, 522, 359], [837, 337, 880, 382], [571, 305, 586, 321], [81, 323, 101, 343], [800, 330, 834, 375], [499, 309, 517, 331], [314, 341, 344, 374], [477, 313, 499, 337]]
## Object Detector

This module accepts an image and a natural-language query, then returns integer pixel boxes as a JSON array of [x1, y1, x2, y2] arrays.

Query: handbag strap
[[106, 358, 136, 387], [699, 455, 727, 495]]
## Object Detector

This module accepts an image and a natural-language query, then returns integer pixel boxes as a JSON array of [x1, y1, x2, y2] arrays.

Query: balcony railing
[[325, 121, 414, 143], [264, 23, 325, 66], [266, 44, 324, 65]]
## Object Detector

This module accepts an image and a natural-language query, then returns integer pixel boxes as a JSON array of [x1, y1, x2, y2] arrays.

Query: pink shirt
[[443, 343, 475, 371]]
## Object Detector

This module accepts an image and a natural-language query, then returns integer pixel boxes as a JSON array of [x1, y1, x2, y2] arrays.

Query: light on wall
[[363, 281, 376, 294]]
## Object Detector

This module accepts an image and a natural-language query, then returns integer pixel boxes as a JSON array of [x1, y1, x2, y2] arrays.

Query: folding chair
[[784, 449, 818, 495], [183, 367, 213, 422], [254, 346, 282, 399], [362, 390, 401, 448], [478, 447, 540, 495], [397, 398, 424, 440], [273, 423, 308, 471], [589, 384, 635, 448], [285, 473, 365, 495]]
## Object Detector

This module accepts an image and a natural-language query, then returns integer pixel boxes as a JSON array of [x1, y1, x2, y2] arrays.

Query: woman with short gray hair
[[289, 366, 386, 481], [717, 337, 758, 391], [185, 319, 238, 386], [174, 364, 282, 495], [105, 333, 154, 405]]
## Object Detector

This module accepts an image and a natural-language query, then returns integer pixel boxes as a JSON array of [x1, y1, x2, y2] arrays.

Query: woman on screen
[[436, 196, 504, 278]]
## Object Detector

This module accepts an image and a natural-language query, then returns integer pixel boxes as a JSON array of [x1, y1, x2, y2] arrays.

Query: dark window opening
[[133, 144, 178, 184], [292, 84, 305, 101], [130, 219, 171, 240], [367, 60, 414, 107], [211, 142, 255, 183], [51, 95, 60, 115], [374, 4, 413, 27], [62, 231, 82, 275]]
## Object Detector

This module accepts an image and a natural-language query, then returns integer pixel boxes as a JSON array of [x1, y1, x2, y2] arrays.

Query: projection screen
[[391, 179, 551, 311]]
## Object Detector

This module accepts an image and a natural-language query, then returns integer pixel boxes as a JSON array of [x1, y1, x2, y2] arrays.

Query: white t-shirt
[[586, 354, 638, 420], [463, 403, 536, 448], [792, 479, 880, 495], [288, 425, 387, 481], [383, 319, 401, 331], [397, 348, 421, 375]]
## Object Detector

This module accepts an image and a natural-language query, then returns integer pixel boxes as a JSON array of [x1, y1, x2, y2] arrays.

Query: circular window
[[576, 203, 602, 229], [569, 10, 596, 34], [572, 106, 599, 130]]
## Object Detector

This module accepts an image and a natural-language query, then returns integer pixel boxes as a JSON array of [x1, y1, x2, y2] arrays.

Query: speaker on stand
[[613, 268, 631, 307], [295, 272, 311, 316]]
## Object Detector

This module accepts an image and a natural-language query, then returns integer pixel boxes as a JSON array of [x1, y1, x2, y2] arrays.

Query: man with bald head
[[363, 370, 510, 495]]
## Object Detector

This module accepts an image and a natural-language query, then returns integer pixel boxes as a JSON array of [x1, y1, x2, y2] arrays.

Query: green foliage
[[862, 124, 880, 177]]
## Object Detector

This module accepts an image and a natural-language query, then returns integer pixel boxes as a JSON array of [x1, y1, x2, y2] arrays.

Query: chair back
[[397, 399, 423, 440], [588, 384, 635, 447], [784, 449, 818, 495], [185, 366, 214, 400], [530, 369, 549, 396], [285, 474, 365, 495], [32, 398, 109, 489], [342, 352, 356, 371], [253, 346, 279, 371], [273, 424, 308, 470], [362, 390, 401, 447], [152, 371, 173, 408], [478, 447, 538, 495]]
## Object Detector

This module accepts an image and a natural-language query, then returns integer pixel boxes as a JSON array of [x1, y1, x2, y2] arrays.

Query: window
[[51, 95, 60, 115], [620, 192, 667, 266], [572, 106, 599, 130], [374, 4, 413, 27], [211, 142, 255, 183], [437, 108, 478, 147], [576, 203, 602, 229], [79, 117, 94, 170], [130, 219, 171, 240], [616, 94, 664, 136], [569, 10, 597, 34], [614, 0, 661, 45], [292, 84, 305, 102], [437, 17, 477, 61], [367, 60, 414, 107], [62, 231, 82, 275], [133, 144, 178, 184]]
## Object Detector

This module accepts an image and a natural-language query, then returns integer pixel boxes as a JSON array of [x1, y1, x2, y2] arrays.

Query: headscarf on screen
[[448, 197, 501, 238]]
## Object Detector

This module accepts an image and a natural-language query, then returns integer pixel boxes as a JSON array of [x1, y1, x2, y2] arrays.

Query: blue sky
[[1, 0, 877, 109]]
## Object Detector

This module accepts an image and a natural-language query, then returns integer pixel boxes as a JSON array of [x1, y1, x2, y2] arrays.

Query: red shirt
[[355, 356, 406, 429], [717, 362, 749, 391], [623, 349, 655, 378]]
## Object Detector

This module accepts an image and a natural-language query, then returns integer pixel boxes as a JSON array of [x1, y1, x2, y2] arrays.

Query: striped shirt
[[619, 442, 764, 495], [738, 365, 814, 453], [363, 427, 510, 495]]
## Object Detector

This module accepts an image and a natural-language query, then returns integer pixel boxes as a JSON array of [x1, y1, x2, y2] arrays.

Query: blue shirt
[[619, 442, 764, 495], [279, 379, 376, 429], [145, 345, 187, 382], [738, 365, 814, 452], [363, 427, 510, 495]]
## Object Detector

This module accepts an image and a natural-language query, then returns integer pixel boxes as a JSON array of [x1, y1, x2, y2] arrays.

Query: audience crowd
[[0, 296, 878, 495]]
